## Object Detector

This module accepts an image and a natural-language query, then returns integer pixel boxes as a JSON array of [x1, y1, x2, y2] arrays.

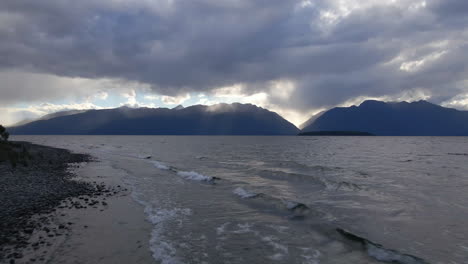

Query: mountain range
[[8, 100, 468, 136], [301, 100, 468, 136], [9, 103, 299, 135]]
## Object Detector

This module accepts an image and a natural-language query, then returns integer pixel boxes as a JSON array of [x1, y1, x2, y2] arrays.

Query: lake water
[[14, 136, 468, 264]]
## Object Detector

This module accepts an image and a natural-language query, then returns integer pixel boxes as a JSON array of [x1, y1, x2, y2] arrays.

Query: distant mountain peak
[[205, 103, 260, 112], [357, 100, 443, 111], [358, 100, 387, 107], [118, 105, 132, 110], [173, 105, 184, 110], [359, 99, 435, 107]]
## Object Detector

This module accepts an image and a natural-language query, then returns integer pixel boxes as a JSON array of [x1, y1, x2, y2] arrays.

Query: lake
[[14, 136, 468, 264]]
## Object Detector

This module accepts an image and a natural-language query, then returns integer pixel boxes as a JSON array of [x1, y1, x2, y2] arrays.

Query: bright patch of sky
[[1, 81, 314, 127]]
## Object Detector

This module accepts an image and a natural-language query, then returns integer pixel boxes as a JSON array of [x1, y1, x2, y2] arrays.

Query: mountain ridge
[[9, 103, 299, 135], [302, 100, 468, 136]]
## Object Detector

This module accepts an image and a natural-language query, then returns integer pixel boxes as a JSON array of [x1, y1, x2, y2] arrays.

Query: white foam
[[146, 206, 192, 264], [216, 222, 230, 235], [151, 160, 170, 170], [268, 225, 290, 234], [300, 247, 321, 264], [261, 235, 289, 260], [232, 223, 256, 234], [177, 171, 213, 182], [130, 191, 191, 264], [233, 187, 257, 198]]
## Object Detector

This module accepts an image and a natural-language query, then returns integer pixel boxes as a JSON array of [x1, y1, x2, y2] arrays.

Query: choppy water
[[14, 136, 468, 264]]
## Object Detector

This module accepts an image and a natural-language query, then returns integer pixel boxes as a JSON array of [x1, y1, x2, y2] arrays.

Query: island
[[298, 131, 375, 136]]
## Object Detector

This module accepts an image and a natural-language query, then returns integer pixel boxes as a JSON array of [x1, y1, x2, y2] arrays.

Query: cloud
[[161, 93, 191, 105], [442, 92, 468, 110], [1, 0, 468, 123], [0, 102, 103, 126], [0, 70, 149, 106]]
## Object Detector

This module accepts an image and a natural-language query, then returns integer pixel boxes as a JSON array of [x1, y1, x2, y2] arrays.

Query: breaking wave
[[150, 160, 170, 170], [131, 191, 191, 264], [233, 187, 259, 198], [336, 228, 429, 264], [141, 156, 217, 183], [177, 171, 214, 182]]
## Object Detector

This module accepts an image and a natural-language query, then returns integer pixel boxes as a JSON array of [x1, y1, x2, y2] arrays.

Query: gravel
[[0, 141, 120, 261]]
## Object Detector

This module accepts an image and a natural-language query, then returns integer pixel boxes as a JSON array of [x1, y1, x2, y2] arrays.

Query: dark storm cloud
[[1, 0, 468, 110], [430, 0, 468, 15], [0, 0, 297, 89]]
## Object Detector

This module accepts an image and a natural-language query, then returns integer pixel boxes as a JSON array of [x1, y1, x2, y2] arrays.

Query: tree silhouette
[[0, 125, 9, 141]]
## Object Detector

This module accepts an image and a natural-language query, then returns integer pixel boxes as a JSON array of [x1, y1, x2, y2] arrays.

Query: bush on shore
[[0, 125, 28, 167], [0, 125, 9, 141]]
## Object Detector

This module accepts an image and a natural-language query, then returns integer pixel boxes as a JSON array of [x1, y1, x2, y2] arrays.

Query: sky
[[1, 0, 468, 127]]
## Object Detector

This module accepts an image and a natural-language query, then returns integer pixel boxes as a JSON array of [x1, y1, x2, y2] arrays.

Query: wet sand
[[46, 160, 154, 264]]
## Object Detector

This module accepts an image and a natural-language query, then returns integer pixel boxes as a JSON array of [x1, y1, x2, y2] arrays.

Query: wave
[[398, 159, 413, 163], [233, 187, 258, 198], [88, 149, 218, 184], [270, 160, 317, 170], [146, 206, 192, 264], [448, 152, 468, 156], [142, 156, 218, 183], [131, 191, 191, 264], [284, 200, 310, 212], [177, 171, 214, 182], [150, 160, 170, 170], [261, 235, 289, 260], [336, 228, 429, 264], [333, 181, 363, 191], [256, 169, 364, 192], [234, 191, 313, 219], [256, 169, 327, 185], [283, 201, 311, 219]]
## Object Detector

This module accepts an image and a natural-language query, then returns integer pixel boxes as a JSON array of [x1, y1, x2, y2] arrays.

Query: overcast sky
[[1, 0, 468, 126]]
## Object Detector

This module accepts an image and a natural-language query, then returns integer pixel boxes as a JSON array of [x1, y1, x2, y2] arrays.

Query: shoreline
[[0, 141, 154, 264]]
